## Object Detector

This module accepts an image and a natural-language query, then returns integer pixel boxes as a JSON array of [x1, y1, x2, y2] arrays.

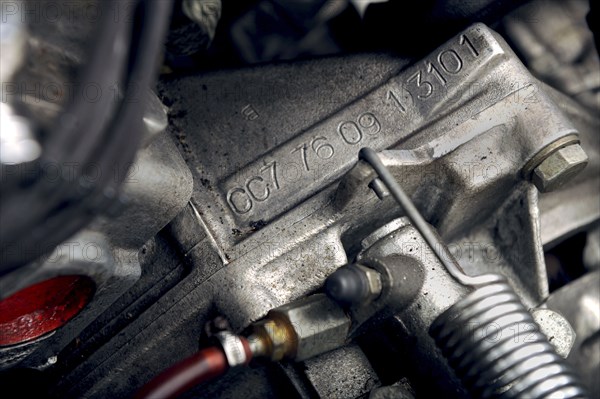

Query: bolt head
[[533, 144, 588, 192]]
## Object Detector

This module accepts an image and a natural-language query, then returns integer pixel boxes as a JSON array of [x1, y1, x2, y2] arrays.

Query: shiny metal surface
[[357, 218, 470, 397], [266, 294, 351, 362], [431, 278, 588, 399], [47, 23, 597, 398], [546, 271, 600, 398], [531, 308, 576, 358], [532, 143, 589, 192], [2, 3, 598, 395]]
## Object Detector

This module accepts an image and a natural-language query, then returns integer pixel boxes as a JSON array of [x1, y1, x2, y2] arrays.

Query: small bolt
[[369, 178, 389, 200], [532, 144, 588, 192]]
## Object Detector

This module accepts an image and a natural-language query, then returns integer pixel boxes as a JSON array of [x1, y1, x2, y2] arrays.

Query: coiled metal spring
[[360, 148, 589, 398], [430, 278, 588, 399]]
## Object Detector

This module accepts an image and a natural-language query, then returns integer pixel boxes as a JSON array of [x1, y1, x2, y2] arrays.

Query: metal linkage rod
[[359, 148, 498, 287]]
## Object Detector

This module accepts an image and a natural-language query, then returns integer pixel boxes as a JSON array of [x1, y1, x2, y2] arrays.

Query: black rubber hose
[[0, 0, 173, 273]]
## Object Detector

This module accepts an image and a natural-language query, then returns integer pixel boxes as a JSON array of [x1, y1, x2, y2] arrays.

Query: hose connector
[[248, 294, 350, 362]]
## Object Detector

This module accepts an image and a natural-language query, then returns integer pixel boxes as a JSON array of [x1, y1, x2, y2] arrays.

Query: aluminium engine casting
[[358, 148, 587, 398], [1, 0, 599, 398], [66, 23, 598, 398]]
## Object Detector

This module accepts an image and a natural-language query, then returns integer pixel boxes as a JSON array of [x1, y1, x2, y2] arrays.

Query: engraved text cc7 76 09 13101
[[226, 112, 381, 215], [386, 34, 479, 112], [223, 31, 483, 218]]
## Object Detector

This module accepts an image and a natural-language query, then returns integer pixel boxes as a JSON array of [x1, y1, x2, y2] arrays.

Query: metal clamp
[[214, 331, 249, 367]]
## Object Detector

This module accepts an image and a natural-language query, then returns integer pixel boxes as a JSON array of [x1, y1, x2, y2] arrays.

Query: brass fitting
[[248, 294, 350, 362], [250, 314, 297, 361]]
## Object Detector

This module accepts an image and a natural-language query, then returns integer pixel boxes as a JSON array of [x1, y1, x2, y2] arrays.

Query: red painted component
[[135, 347, 229, 399], [0, 275, 95, 346]]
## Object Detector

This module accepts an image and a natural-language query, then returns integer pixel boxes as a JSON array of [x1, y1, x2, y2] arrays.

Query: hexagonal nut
[[251, 317, 295, 361], [532, 308, 576, 358], [355, 264, 383, 301], [533, 144, 588, 192], [270, 294, 351, 361]]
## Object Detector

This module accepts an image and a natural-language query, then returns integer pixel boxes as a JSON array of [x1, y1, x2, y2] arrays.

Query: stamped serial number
[[221, 26, 502, 221], [386, 34, 480, 113], [226, 112, 381, 214]]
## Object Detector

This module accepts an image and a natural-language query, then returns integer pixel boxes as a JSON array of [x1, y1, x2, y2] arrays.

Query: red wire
[[134, 347, 228, 399]]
